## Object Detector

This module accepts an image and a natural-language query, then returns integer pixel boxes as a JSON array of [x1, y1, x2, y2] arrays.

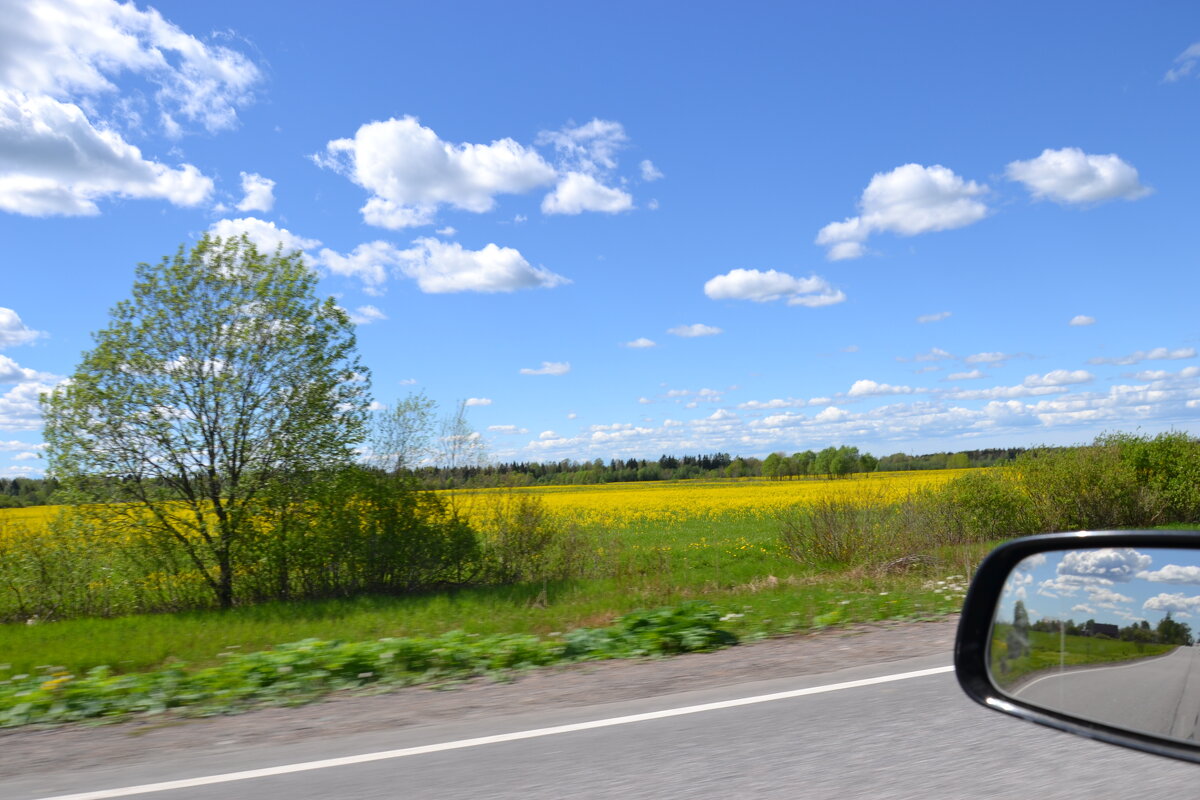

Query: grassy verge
[[990, 625, 1176, 688]]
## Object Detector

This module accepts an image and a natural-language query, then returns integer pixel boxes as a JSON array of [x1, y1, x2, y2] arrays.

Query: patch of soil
[[0, 615, 958, 780]]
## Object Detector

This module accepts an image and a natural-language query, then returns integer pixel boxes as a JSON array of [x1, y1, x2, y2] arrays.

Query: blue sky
[[1, 0, 1199, 476], [1001, 548, 1200, 628]]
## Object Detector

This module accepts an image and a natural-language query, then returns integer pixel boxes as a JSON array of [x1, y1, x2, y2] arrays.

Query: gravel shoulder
[[0, 615, 958, 780]]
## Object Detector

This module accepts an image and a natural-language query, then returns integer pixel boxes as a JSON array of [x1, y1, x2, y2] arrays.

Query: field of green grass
[[0, 510, 983, 678], [990, 624, 1176, 688]]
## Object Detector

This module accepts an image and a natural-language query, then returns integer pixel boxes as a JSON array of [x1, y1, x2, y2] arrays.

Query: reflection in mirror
[[991, 547, 1200, 743]]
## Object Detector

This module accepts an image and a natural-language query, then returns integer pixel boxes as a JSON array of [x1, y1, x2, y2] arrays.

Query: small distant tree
[[42, 236, 370, 609]]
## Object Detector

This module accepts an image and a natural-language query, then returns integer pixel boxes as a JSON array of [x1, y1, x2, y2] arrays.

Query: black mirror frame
[[955, 529, 1200, 763]]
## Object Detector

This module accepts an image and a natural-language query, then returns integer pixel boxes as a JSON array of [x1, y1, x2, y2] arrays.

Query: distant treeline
[[0, 448, 1026, 504], [412, 447, 1025, 489], [0, 477, 60, 508]]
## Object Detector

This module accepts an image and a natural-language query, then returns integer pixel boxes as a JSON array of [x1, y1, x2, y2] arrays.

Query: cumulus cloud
[[668, 323, 722, 338], [0, 308, 43, 348], [917, 311, 951, 324], [1070, 315, 1095, 327], [965, 352, 1012, 366], [1165, 42, 1200, 83], [487, 424, 528, 434], [236, 172, 275, 213], [1140, 564, 1200, 585], [640, 159, 663, 181], [541, 171, 632, 214], [348, 305, 386, 325], [815, 164, 989, 260], [0, 0, 260, 217], [392, 238, 568, 294], [465, 397, 492, 406], [209, 218, 321, 263], [1022, 370, 1093, 388], [0, 380, 55, 430], [520, 361, 570, 376], [1059, 548, 1152, 583], [0, 354, 56, 383], [0, 90, 213, 215], [318, 237, 568, 294], [703, 269, 845, 307], [1144, 593, 1200, 615], [1089, 347, 1196, 366], [623, 338, 656, 348], [1006, 148, 1151, 205], [947, 370, 985, 381], [847, 380, 914, 397], [314, 115, 557, 228]]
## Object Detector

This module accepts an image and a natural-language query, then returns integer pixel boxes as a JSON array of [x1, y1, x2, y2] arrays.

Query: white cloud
[[640, 159, 663, 181], [0, 380, 56, 430], [1022, 370, 1093, 388], [0, 0, 260, 135], [0, 308, 43, 348], [487, 424, 528, 435], [389, 238, 568, 294], [318, 240, 393, 288], [520, 361, 570, 376], [917, 311, 951, 324], [435, 226, 457, 236], [320, 238, 568, 294], [314, 115, 557, 228], [1144, 592, 1200, 615], [623, 338, 656, 348], [541, 171, 632, 214], [1140, 564, 1200, 585], [465, 397, 492, 406], [0, 89, 214, 216], [815, 163, 989, 260], [947, 370, 985, 381], [703, 269, 845, 307], [536, 118, 627, 175], [914, 347, 954, 363], [1059, 548, 1152, 583], [1006, 148, 1151, 205], [1069, 315, 1095, 327], [815, 406, 849, 423], [209, 218, 320, 262], [709, 409, 736, 421], [538, 430, 559, 440], [236, 172, 275, 213], [1166, 42, 1200, 81], [668, 323, 722, 338], [0, 354, 56, 383], [965, 352, 1011, 365], [847, 379, 914, 397], [1089, 347, 1196, 366], [0, 0, 260, 217], [348, 305, 387, 325]]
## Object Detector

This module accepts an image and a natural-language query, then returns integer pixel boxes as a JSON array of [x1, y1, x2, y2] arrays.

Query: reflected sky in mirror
[[991, 546, 1200, 743]]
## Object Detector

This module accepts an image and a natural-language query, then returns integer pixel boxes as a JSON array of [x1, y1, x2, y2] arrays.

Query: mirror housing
[[956, 530, 1200, 762]]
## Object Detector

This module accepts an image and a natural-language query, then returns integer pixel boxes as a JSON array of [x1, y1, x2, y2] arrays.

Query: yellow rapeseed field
[[0, 470, 966, 539], [450, 470, 964, 529]]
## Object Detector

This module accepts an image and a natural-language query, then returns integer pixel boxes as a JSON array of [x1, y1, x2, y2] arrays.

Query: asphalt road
[[5, 653, 1199, 800], [1014, 645, 1200, 740]]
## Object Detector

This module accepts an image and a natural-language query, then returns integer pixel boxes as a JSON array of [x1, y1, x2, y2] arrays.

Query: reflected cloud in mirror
[[991, 546, 1200, 742]]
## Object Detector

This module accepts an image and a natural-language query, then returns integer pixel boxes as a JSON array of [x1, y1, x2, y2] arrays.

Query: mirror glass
[[991, 546, 1200, 742]]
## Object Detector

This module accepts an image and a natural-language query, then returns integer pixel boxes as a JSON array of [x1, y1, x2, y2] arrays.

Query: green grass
[[990, 625, 1176, 688], [0, 514, 987, 678]]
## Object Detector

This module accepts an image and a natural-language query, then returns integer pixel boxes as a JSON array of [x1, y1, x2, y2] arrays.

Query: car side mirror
[[955, 530, 1200, 762]]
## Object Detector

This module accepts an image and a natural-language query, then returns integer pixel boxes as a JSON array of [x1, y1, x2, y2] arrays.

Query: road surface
[[1014, 645, 1200, 740], [3, 652, 1199, 800]]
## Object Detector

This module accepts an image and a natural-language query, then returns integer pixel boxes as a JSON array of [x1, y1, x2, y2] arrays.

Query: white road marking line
[[34, 664, 953, 800]]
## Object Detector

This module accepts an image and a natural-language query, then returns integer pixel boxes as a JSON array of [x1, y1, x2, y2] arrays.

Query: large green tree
[[42, 235, 370, 608]]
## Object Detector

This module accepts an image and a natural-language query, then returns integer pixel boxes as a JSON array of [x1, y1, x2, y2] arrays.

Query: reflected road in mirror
[[991, 546, 1200, 742]]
